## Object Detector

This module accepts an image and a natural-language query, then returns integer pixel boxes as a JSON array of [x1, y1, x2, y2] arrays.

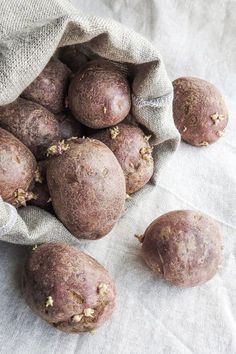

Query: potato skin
[[92, 123, 154, 194], [22, 243, 116, 333], [173, 77, 228, 146], [141, 210, 223, 287], [30, 160, 52, 212], [59, 44, 88, 72], [56, 112, 84, 139], [0, 128, 36, 205], [22, 58, 71, 114], [68, 60, 131, 129], [47, 138, 126, 239], [0, 98, 60, 159]]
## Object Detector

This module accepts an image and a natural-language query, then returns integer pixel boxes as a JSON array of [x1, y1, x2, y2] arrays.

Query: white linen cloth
[[0, 0, 235, 353]]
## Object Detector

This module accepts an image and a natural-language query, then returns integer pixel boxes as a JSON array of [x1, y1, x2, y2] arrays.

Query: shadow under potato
[[0, 242, 29, 298]]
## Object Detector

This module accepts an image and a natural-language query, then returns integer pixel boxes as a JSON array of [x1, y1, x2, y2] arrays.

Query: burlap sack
[[0, 0, 179, 245]]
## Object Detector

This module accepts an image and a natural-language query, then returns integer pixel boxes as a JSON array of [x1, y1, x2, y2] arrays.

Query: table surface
[[0, 1, 236, 353]]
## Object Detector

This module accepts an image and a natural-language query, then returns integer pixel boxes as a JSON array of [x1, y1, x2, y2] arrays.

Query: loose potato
[[22, 58, 71, 113], [46, 138, 126, 240], [0, 98, 60, 159], [29, 160, 52, 212], [56, 112, 84, 139], [59, 44, 88, 72], [140, 210, 223, 287], [22, 243, 116, 333], [92, 123, 154, 194], [173, 77, 228, 146], [0, 128, 37, 206], [68, 60, 131, 128]]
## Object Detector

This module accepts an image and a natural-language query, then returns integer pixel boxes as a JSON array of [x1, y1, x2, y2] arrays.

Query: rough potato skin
[[22, 243, 116, 333], [22, 58, 71, 114], [68, 59, 131, 128], [141, 210, 223, 287], [173, 77, 228, 146], [92, 123, 154, 194], [0, 128, 36, 204], [56, 112, 84, 139], [30, 160, 52, 212], [0, 98, 60, 160], [59, 44, 88, 72], [47, 138, 126, 239]]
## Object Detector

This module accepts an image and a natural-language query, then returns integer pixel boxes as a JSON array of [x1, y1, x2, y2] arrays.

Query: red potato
[[56, 112, 84, 139], [22, 58, 71, 114], [0, 98, 60, 160], [173, 77, 228, 146], [139, 210, 223, 287], [0, 128, 37, 206], [92, 123, 154, 194], [22, 243, 116, 333], [59, 44, 88, 72], [46, 138, 126, 240], [68, 59, 131, 129]]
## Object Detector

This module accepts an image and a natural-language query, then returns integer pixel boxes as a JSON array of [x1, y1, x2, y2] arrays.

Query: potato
[[173, 77, 228, 146], [46, 138, 126, 240], [29, 160, 52, 212], [22, 58, 71, 114], [68, 59, 131, 128], [0, 128, 37, 206], [22, 243, 116, 333], [140, 210, 223, 287], [92, 123, 154, 194], [56, 112, 84, 139], [59, 44, 88, 72], [0, 98, 60, 160]]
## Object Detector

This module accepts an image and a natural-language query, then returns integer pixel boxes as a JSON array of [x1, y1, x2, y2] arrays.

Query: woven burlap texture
[[0, 0, 179, 244]]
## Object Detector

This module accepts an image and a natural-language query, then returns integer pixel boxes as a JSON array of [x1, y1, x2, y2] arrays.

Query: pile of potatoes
[[0, 52, 155, 239], [0, 43, 227, 333]]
